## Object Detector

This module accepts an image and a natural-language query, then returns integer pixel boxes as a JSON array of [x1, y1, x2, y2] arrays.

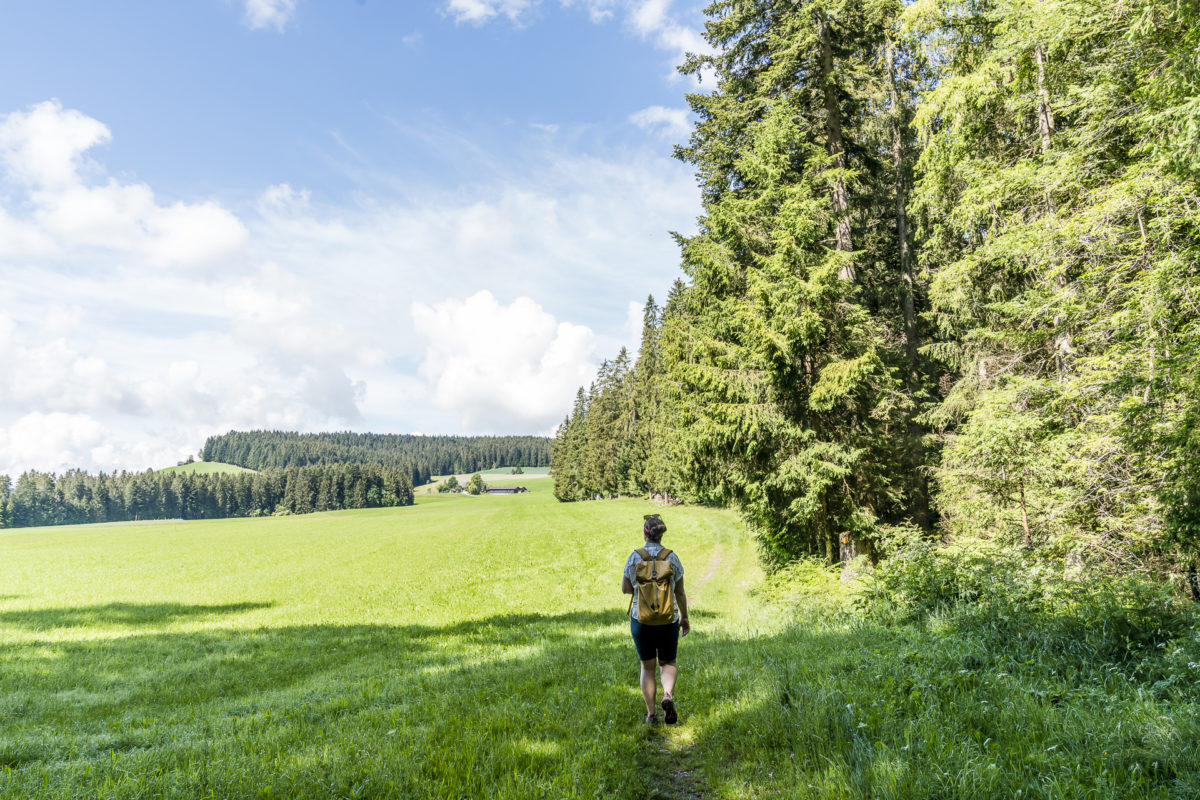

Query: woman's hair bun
[[643, 514, 667, 541]]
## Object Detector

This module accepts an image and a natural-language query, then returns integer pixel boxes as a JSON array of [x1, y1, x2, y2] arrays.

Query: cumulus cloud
[[243, 0, 296, 31], [222, 263, 368, 422], [0, 101, 697, 474], [412, 292, 598, 433], [0, 412, 205, 477], [0, 412, 107, 476], [629, 105, 691, 139], [0, 101, 247, 266]]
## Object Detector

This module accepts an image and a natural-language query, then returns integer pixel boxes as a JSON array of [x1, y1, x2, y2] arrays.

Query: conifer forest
[[553, 0, 1200, 591]]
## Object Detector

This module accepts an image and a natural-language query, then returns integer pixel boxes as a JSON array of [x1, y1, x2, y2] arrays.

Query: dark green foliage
[[861, 535, 1191, 657], [0, 464, 414, 530], [553, 0, 1200, 582], [551, 296, 686, 503], [201, 430, 550, 488], [911, 0, 1200, 568], [712, 565, 1200, 798]]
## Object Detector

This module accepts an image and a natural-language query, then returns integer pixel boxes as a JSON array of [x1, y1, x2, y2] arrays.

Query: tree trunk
[[889, 38, 932, 531], [888, 39, 917, 381], [1036, 42, 1074, 371], [1189, 562, 1200, 602], [838, 532, 872, 580], [1034, 44, 1055, 155], [1019, 479, 1032, 549], [818, 12, 854, 280]]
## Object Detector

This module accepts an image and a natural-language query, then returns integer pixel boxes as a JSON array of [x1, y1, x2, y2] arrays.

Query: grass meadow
[[3, 477, 1200, 799], [0, 478, 760, 799], [156, 462, 256, 476]]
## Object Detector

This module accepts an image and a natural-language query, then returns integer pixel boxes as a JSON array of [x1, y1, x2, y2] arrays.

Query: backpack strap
[[656, 548, 672, 562], [627, 549, 648, 616]]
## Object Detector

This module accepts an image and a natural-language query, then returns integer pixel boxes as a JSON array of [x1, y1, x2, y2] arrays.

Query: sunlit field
[[5, 481, 1199, 799], [156, 461, 256, 475], [0, 481, 759, 799]]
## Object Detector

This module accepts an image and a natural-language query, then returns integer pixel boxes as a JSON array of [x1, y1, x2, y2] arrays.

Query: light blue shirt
[[624, 542, 684, 622]]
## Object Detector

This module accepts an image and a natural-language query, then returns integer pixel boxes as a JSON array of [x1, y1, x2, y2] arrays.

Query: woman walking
[[622, 514, 690, 724]]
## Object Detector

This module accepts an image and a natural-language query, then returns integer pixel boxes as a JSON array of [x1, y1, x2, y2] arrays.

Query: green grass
[[4, 483, 1199, 799], [157, 461, 255, 475], [0, 482, 758, 799]]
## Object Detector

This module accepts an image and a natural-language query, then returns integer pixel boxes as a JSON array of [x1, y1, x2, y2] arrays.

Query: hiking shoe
[[644, 713, 659, 725], [662, 696, 678, 725]]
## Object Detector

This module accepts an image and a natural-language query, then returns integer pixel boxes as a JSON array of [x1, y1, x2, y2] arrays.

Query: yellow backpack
[[628, 547, 676, 625]]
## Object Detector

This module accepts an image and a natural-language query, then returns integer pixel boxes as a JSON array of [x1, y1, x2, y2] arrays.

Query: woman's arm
[[675, 578, 690, 635], [621, 576, 634, 594]]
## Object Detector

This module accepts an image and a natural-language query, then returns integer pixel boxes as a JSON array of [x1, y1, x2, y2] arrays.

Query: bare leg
[[640, 658, 658, 715], [660, 661, 677, 701]]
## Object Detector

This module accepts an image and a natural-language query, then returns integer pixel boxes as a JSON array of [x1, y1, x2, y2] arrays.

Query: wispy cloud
[[442, 0, 714, 70], [629, 105, 690, 139], [243, 0, 297, 32], [445, 0, 537, 25]]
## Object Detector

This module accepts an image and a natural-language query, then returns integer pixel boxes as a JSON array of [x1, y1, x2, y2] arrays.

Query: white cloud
[[629, 105, 690, 138], [0, 412, 208, 477], [630, 0, 670, 34], [445, 0, 537, 24], [0, 101, 247, 266], [0, 101, 698, 474], [0, 412, 107, 476], [222, 263, 367, 421], [441, 0, 713, 70], [412, 292, 598, 433], [243, 0, 296, 31], [626, 300, 643, 353], [0, 101, 109, 187]]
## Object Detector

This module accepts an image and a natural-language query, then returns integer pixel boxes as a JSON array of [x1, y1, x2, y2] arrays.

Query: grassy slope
[[3, 483, 1198, 799], [157, 461, 255, 475], [0, 482, 758, 800]]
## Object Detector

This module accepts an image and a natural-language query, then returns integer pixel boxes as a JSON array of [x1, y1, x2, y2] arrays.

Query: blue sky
[[0, 0, 710, 475]]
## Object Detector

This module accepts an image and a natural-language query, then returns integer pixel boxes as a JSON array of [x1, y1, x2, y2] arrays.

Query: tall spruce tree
[[552, 388, 589, 501], [670, 0, 918, 563]]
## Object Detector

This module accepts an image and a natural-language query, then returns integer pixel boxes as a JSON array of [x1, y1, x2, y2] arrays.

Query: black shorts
[[630, 619, 680, 663]]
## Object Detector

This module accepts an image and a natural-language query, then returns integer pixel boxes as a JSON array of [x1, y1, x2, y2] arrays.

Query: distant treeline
[[201, 431, 551, 485], [0, 464, 414, 530]]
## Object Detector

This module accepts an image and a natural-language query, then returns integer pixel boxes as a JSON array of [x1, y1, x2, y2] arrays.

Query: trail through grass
[[0, 483, 758, 799], [4, 484, 1200, 799]]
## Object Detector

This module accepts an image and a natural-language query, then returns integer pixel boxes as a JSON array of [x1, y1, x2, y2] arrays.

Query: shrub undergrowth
[[686, 539, 1200, 799]]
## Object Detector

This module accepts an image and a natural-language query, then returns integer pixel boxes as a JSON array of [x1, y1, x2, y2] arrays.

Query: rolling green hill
[[3, 485, 1198, 798], [478, 466, 551, 476], [157, 461, 255, 475], [0, 485, 758, 799]]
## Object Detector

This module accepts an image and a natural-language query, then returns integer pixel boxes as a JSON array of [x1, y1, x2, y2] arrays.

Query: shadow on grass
[[669, 611, 1200, 800], [3, 602, 1195, 800], [0, 607, 689, 799], [0, 601, 273, 629]]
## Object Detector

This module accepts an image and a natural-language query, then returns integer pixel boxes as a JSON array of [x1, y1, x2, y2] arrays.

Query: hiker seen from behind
[[622, 513, 690, 725]]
